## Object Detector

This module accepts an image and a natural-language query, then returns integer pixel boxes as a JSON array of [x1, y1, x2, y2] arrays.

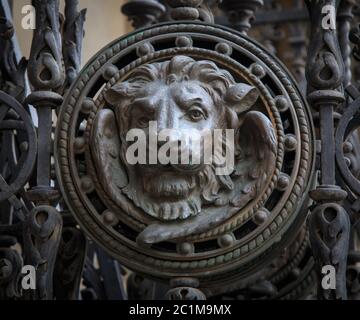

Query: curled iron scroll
[[335, 95, 360, 195], [0, 91, 37, 203]]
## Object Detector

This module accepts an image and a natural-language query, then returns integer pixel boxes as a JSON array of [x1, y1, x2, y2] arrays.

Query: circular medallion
[[55, 22, 315, 287]]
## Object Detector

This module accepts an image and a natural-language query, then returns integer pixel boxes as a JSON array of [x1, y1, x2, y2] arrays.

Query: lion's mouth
[[122, 169, 201, 220], [142, 171, 196, 199]]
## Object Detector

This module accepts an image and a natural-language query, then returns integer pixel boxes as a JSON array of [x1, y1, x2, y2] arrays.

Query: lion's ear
[[225, 83, 259, 114], [104, 83, 127, 106]]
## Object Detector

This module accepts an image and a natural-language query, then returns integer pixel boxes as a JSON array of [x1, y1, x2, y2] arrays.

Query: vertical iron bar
[[305, 0, 350, 300]]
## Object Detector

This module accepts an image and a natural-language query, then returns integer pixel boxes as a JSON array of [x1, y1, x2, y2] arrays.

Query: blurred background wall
[[12, 0, 132, 65]]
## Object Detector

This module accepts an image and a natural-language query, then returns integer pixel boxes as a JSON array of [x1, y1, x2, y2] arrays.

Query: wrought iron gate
[[1, 0, 360, 300]]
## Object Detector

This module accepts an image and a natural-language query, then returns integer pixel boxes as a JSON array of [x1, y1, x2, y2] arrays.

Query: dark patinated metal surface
[[1, 0, 360, 300]]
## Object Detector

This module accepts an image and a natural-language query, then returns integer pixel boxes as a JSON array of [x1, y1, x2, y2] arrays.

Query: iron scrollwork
[[1, 0, 360, 301], [55, 19, 314, 299]]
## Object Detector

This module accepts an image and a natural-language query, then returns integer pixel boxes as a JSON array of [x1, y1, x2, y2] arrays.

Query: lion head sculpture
[[91, 56, 277, 244]]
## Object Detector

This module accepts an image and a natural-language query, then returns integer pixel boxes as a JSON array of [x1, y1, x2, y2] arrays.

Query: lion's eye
[[187, 108, 205, 121]]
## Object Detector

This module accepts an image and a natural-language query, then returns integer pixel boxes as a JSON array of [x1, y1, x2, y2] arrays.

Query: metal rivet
[[175, 36, 193, 47], [275, 95, 289, 112], [215, 42, 232, 56], [177, 242, 194, 255], [277, 173, 290, 191], [102, 64, 119, 80], [253, 208, 270, 225], [136, 42, 155, 57], [81, 98, 95, 114], [250, 63, 266, 78], [285, 134, 297, 151], [103, 210, 118, 226], [218, 233, 235, 248]]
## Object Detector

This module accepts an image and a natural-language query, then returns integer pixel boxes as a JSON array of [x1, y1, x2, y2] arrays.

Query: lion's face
[[117, 79, 233, 220], [124, 79, 230, 166]]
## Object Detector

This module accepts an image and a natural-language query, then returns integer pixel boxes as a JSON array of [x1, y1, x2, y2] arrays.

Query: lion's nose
[[156, 128, 181, 146], [156, 104, 179, 131]]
